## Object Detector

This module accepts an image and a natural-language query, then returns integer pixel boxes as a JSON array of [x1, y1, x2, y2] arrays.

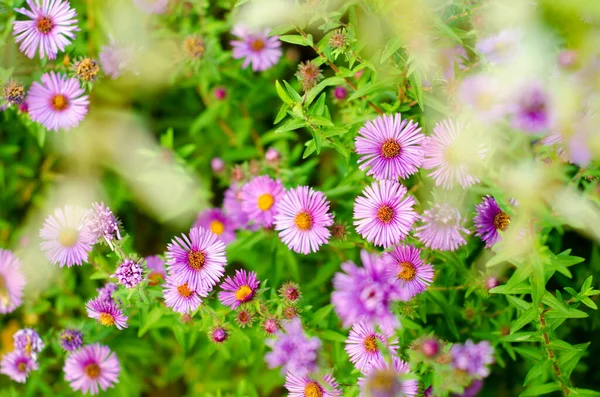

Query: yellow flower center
[[184, 36, 205, 58], [235, 285, 253, 302], [36, 17, 53, 34], [17, 362, 27, 372], [367, 369, 397, 394], [251, 39, 265, 51], [294, 211, 313, 231], [397, 261, 417, 281], [363, 335, 379, 353], [257, 193, 274, 211], [493, 212, 510, 231], [210, 220, 225, 235], [177, 283, 193, 298], [187, 250, 206, 270], [304, 382, 323, 397], [98, 313, 115, 326], [51, 94, 69, 111], [84, 363, 101, 379], [381, 139, 401, 159], [58, 228, 79, 247], [377, 205, 395, 223]]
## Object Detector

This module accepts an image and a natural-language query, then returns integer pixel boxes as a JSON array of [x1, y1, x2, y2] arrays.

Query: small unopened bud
[[422, 338, 440, 358], [209, 325, 229, 344], [296, 61, 323, 92], [283, 306, 299, 320], [278, 282, 301, 303], [263, 317, 279, 335], [211, 157, 225, 173], [333, 86, 348, 100], [265, 147, 281, 163], [331, 222, 348, 240], [231, 165, 245, 182], [3, 80, 25, 105], [329, 29, 347, 50], [184, 36, 205, 59], [214, 86, 227, 100], [485, 276, 499, 290]]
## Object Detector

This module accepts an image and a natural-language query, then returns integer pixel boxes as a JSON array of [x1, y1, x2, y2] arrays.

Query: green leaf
[[138, 307, 162, 337], [523, 360, 552, 386], [89, 270, 109, 280], [581, 297, 597, 310], [519, 383, 561, 397], [380, 37, 404, 63], [305, 77, 345, 106], [408, 71, 424, 110], [279, 34, 313, 46], [275, 80, 294, 105], [319, 330, 347, 343], [490, 283, 531, 295], [275, 119, 306, 133], [506, 295, 531, 311], [510, 307, 537, 334]]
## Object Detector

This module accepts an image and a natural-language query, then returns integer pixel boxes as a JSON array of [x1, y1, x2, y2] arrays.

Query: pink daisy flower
[[193, 208, 236, 245], [163, 275, 207, 314], [274, 186, 334, 254], [0, 249, 26, 314], [240, 175, 285, 228], [231, 25, 282, 72], [382, 245, 434, 299], [415, 202, 469, 251], [0, 350, 38, 383], [63, 344, 120, 395], [218, 269, 260, 309], [345, 321, 399, 372], [27, 71, 89, 132], [284, 372, 342, 397], [355, 113, 425, 181], [40, 205, 94, 267], [12, 0, 78, 59], [358, 356, 419, 397], [85, 298, 128, 330], [353, 180, 417, 248], [166, 227, 227, 292], [421, 119, 479, 189]]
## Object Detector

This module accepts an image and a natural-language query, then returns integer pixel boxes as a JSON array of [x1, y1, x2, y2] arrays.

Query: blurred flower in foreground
[[231, 25, 282, 72], [474, 196, 510, 248], [439, 45, 468, 81], [59, 329, 83, 352], [13, 329, 44, 359], [415, 202, 469, 251], [183, 35, 205, 59], [477, 29, 519, 65], [27, 72, 89, 131], [211, 157, 225, 173], [13, 0, 79, 59], [214, 87, 227, 100], [134, 0, 169, 14], [345, 321, 399, 372], [99, 41, 137, 79], [451, 340, 494, 378], [0, 249, 26, 314], [265, 318, 321, 375], [358, 356, 419, 397], [194, 209, 236, 245], [63, 344, 120, 395], [224, 184, 250, 229], [284, 372, 342, 397], [458, 74, 509, 122], [511, 82, 551, 133], [274, 186, 334, 254], [0, 350, 38, 383], [218, 269, 260, 309]]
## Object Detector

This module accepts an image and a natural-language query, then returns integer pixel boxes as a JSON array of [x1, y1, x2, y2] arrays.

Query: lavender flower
[[476, 30, 519, 65], [358, 356, 419, 397], [0, 350, 38, 383], [87, 202, 121, 248], [193, 208, 236, 245], [474, 196, 510, 247], [13, 328, 44, 359], [113, 259, 144, 288], [223, 183, 251, 229], [59, 329, 83, 352], [63, 344, 120, 395], [382, 245, 434, 300], [265, 318, 321, 375], [13, 0, 78, 59], [96, 283, 118, 303], [274, 186, 334, 254], [345, 321, 399, 372], [415, 202, 470, 251], [86, 298, 128, 330], [285, 372, 342, 397], [512, 82, 551, 133], [231, 25, 282, 72], [163, 275, 207, 314], [240, 175, 285, 228], [451, 340, 495, 378], [0, 249, 26, 314], [218, 269, 260, 309]]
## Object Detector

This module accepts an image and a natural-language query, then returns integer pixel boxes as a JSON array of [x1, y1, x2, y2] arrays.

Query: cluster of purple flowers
[[0, 328, 44, 383]]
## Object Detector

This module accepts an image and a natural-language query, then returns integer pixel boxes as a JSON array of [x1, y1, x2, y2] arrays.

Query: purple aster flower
[[163, 275, 206, 314], [458, 74, 509, 122], [99, 41, 136, 79], [451, 340, 495, 378], [193, 208, 236, 245], [452, 379, 484, 397], [86, 298, 128, 330], [96, 283, 117, 303], [476, 30, 519, 65], [240, 175, 285, 228], [59, 329, 83, 352], [265, 318, 321, 375], [474, 196, 511, 247], [382, 245, 434, 300], [86, 202, 121, 249], [355, 113, 425, 181], [166, 227, 227, 292], [345, 321, 399, 372], [0, 249, 26, 314], [353, 180, 417, 248], [113, 259, 144, 288], [64, 343, 120, 395], [231, 25, 282, 72], [12, 0, 78, 59], [285, 372, 342, 397], [415, 202, 469, 251], [421, 119, 480, 189], [511, 82, 551, 133], [332, 250, 400, 331], [134, 0, 169, 14], [218, 269, 260, 309], [40, 205, 94, 267], [209, 325, 229, 344], [13, 329, 44, 359], [27, 71, 89, 132], [358, 357, 419, 397], [223, 183, 251, 229], [274, 186, 334, 254], [146, 255, 166, 284], [0, 350, 38, 383]]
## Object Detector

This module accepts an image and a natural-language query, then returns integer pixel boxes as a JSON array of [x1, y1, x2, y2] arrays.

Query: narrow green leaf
[[510, 307, 537, 334], [519, 383, 561, 397]]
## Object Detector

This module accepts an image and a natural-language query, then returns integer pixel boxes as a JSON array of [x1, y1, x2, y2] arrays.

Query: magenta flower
[[285, 372, 342, 397], [415, 202, 469, 251], [358, 356, 419, 397], [331, 250, 400, 331], [265, 318, 321, 375], [194, 208, 236, 245], [474, 196, 511, 248], [274, 186, 334, 254], [240, 175, 285, 228], [223, 183, 251, 229], [209, 325, 229, 344], [27, 72, 89, 132], [421, 119, 479, 189], [0, 350, 38, 383], [355, 113, 425, 181], [231, 25, 282, 72], [12, 0, 78, 59], [40, 205, 94, 267], [511, 82, 551, 133], [86, 298, 128, 330], [63, 344, 120, 395], [353, 180, 417, 248], [382, 245, 434, 300], [345, 321, 399, 373], [451, 340, 495, 378], [113, 259, 144, 288], [166, 227, 227, 292], [163, 275, 206, 314], [0, 249, 26, 314], [134, 0, 169, 14], [86, 202, 121, 249], [218, 269, 260, 309]]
